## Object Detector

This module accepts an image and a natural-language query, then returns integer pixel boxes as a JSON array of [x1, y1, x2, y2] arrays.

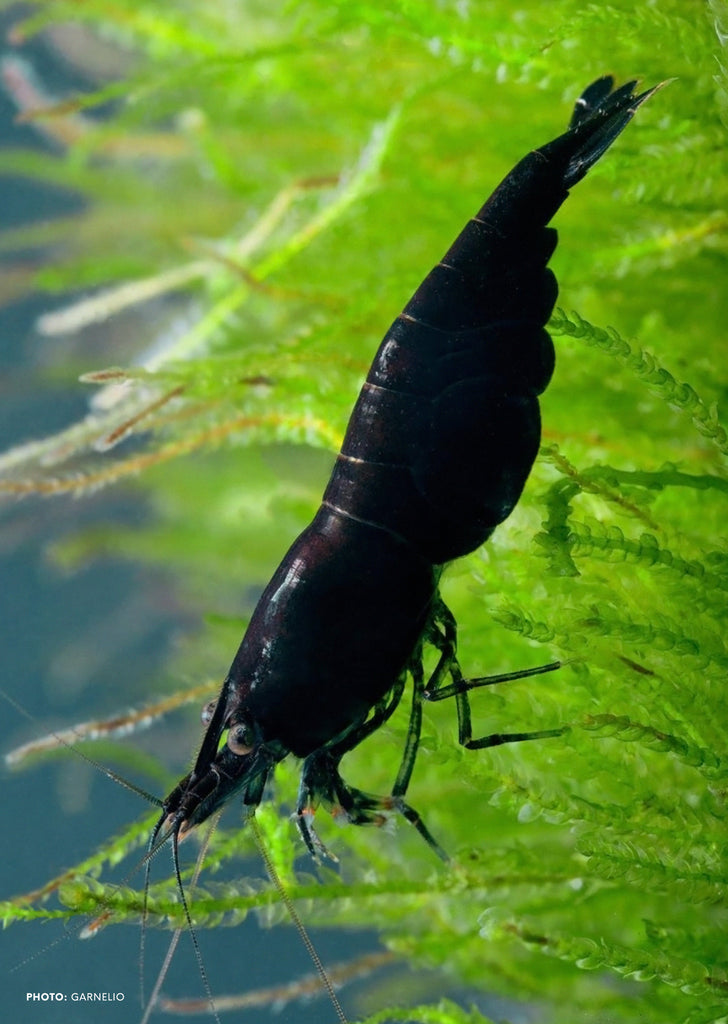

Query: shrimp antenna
[[250, 813, 349, 1024], [1, 686, 163, 807], [140, 820, 221, 1024], [140, 814, 169, 1012]]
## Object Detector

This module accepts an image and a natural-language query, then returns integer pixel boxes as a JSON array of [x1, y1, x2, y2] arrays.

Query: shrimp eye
[[201, 698, 217, 726], [227, 720, 255, 755]]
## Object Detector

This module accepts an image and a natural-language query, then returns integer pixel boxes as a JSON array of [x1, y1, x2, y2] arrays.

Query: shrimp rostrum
[[160, 77, 657, 863]]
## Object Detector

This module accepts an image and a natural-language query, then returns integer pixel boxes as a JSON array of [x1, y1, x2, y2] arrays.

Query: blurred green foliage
[[0, 1, 726, 1022]]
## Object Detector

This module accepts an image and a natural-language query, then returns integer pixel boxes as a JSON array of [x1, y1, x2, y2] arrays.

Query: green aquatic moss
[[0, 1, 726, 1022]]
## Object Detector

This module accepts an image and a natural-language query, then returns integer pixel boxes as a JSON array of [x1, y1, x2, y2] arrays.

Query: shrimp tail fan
[[472, 76, 661, 237], [561, 75, 662, 187]]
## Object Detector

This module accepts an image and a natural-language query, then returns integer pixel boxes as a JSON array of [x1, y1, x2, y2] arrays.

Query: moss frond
[[549, 310, 728, 456]]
